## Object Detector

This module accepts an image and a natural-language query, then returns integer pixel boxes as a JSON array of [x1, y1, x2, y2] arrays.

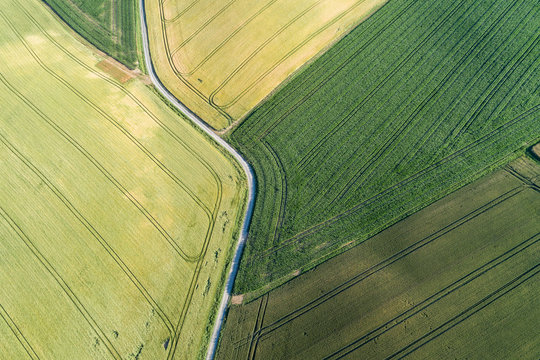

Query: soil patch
[[531, 143, 540, 160], [230, 295, 244, 305], [96, 57, 136, 83]]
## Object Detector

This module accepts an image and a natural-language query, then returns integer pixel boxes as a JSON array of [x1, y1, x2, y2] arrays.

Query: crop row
[[1, 11, 215, 258], [235, 179, 538, 350], [159, 0, 382, 123], [237, 186, 530, 352]]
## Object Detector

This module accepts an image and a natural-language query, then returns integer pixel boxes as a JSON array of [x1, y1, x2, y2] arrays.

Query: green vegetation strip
[[230, 0, 540, 293], [42, 0, 141, 68], [217, 157, 540, 359]]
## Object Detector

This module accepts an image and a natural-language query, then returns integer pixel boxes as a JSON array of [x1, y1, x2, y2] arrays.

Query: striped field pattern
[[42, 0, 141, 68]]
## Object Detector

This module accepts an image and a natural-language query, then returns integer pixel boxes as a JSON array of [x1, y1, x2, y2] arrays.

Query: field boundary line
[[292, 0, 448, 173], [242, 0, 419, 140], [207, 0, 327, 107], [157, 0, 234, 125], [0, 208, 122, 359], [292, 0, 432, 171], [209, 0, 373, 110], [17, 1, 225, 223], [2, 9, 214, 218], [39, 0, 140, 68], [0, 56, 200, 262], [248, 104, 539, 262], [46, 0, 111, 36], [213, 0, 393, 111], [234, 0, 419, 248], [0, 303, 40, 360], [296, 0, 477, 213], [140, 1, 256, 359], [157, 0, 383, 124]]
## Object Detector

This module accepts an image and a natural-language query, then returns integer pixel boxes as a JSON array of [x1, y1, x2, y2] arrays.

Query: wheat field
[[0, 0, 246, 358]]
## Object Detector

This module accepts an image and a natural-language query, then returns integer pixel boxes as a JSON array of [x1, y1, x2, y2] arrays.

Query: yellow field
[[145, 0, 387, 129], [0, 0, 246, 359]]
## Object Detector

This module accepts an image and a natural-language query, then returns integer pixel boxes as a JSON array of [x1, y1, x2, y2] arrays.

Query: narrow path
[[138, 1, 256, 359]]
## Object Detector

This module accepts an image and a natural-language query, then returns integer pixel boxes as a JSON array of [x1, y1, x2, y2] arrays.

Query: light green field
[[0, 0, 245, 359], [145, 0, 387, 129]]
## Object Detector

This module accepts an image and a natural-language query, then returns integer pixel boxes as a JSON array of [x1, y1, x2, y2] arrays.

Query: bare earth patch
[[96, 57, 136, 83], [231, 295, 244, 305], [531, 143, 540, 160]]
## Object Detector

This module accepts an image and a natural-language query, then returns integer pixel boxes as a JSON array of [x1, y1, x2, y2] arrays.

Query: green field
[[42, 0, 141, 68], [0, 0, 246, 358], [217, 156, 540, 359], [230, 0, 540, 294]]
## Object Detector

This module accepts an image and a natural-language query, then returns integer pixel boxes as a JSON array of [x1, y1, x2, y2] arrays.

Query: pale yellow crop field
[[145, 0, 387, 129], [0, 0, 246, 359]]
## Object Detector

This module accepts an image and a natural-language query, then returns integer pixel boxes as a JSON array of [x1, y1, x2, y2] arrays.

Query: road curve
[[138, 1, 256, 359]]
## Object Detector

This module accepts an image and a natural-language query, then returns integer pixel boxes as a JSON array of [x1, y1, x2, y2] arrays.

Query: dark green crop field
[[42, 0, 141, 68], [230, 0, 540, 293], [217, 156, 540, 359]]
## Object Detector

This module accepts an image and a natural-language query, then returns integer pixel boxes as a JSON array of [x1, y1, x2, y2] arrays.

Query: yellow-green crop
[[0, 0, 245, 358]]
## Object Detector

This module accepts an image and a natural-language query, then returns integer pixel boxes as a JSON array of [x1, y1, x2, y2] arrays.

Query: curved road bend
[[138, 1, 256, 359]]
